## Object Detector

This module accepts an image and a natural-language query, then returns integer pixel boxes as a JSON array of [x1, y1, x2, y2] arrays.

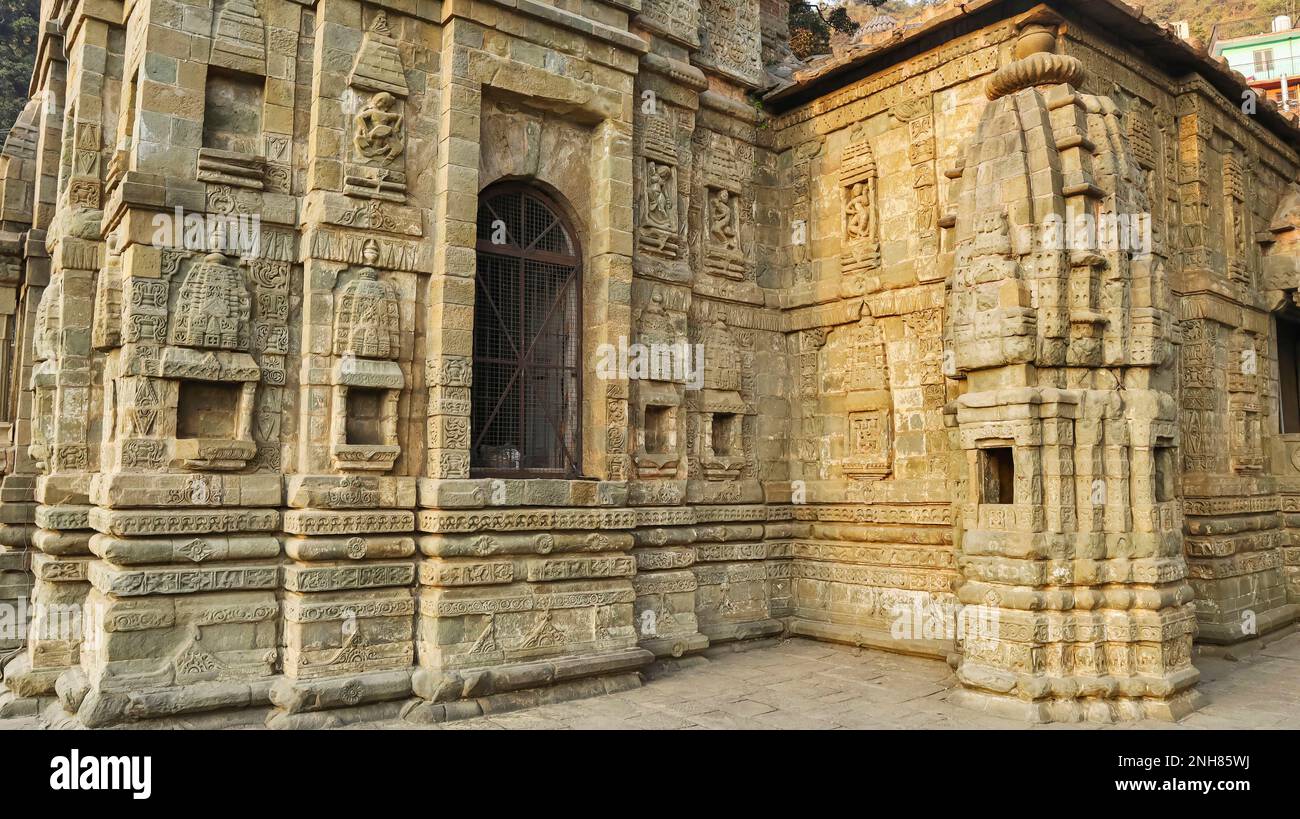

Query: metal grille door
[[471, 185, 582, 477]]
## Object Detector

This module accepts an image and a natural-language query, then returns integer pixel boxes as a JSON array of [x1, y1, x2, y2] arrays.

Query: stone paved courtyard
[[412, 633, 1300, 730], [10, 633, 1297, 731]]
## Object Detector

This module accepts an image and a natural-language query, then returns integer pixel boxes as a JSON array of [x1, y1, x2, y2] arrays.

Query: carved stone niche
[[843, 408, 892, 480], [634, 381, 681, 479], [704, 186, 744, 280], [701, 134, 747, 281], [1223, 151, 1251, 287], [346, 12, 409, 202], [163, 253, 260, 471], [330, 368, 401, 471], [28, 276, 62, 469], [697, 313, 750, 481], [639, 114, 683, 261], [199, 69, 266, 190], [699, 405, 747, 481], [170, 378, 259, 470], [975, 441, 1017, 506], [330, 265, 403, 471], [1229, 331, 1264, 474], [840, 132, 880, 278]]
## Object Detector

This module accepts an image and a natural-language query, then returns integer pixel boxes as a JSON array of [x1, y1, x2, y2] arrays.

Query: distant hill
[[847, 0, 1300, 44], [1135, 0, 1296, 42]]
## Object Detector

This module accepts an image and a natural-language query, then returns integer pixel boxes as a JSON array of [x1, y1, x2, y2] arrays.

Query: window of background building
[[1255, 48, 1276, 74]]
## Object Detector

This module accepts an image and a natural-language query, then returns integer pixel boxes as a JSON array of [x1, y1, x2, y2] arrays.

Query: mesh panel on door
[[478, 191, 522, 248], [472, 186, 582, 476]]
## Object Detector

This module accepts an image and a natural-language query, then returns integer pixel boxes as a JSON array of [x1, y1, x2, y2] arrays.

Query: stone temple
[[1, 0, 1299, 728]]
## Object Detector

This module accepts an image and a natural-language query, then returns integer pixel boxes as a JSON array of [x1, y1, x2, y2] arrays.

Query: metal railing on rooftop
[[1225, 52, 1300, 83]]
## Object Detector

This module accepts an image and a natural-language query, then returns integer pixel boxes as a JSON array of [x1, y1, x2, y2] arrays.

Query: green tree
[[790, 1, 878, 60], [0, 0, 38, 137]]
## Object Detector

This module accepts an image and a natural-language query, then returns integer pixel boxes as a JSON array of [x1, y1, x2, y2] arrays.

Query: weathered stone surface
[[1, 0, 1299, 728]]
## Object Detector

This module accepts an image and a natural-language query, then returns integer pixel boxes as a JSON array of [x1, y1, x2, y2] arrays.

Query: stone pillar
[[945, 12, 1198, 722], [267, 1, 425, 729], [56, 0, 294, 726], [73, 250, 284, 727], [13, 225, 101, 714], [0, 15, 68, 714], [0, 238, 49, 717], [683, 0, 784, 644], [0, 99, 43, 670], [625, 3, 710, 658], [9, 1, 114, 722], [1176, 91, 1298, 648]]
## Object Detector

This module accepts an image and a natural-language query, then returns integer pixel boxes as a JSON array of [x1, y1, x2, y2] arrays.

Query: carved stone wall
[[768, 4, 1300, 722], [2, 0, 1300, 728]]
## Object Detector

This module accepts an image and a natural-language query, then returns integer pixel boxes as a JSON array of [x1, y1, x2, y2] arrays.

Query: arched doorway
[[471, 183, 583, 477]]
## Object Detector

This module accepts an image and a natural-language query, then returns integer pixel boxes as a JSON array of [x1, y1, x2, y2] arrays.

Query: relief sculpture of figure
[[354, 91, 405, 163], [846, 182, 874, 241], [710, 189, 737, 251], [645, 161, 675, 229]]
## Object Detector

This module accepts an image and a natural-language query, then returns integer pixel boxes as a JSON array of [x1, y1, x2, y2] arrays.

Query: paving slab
[[4, 637, 1298, 730]]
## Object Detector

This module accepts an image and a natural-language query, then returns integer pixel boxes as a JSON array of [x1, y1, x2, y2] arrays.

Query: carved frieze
[[334, 267, 401, 359], [696, 0, 763, 88], [169, 253, 252, 352]]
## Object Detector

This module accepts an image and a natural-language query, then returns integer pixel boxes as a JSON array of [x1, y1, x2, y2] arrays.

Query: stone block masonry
[[1, 0, 1299, 727]]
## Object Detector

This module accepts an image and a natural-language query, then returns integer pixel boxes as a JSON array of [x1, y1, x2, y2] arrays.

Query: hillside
[[849, 0, 1300, 42], [1137, 0, 1296, 41]]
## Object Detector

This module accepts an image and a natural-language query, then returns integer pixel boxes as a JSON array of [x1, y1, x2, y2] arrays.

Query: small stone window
[[202, 69, 264, 155], [644, 406, 672, 454], [712, 413, 738, 457], [1154, 446, 1175, 503], [980, 447, 1015, 505], [176, 381, 240, 440], [345, 388, 386, 446]]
